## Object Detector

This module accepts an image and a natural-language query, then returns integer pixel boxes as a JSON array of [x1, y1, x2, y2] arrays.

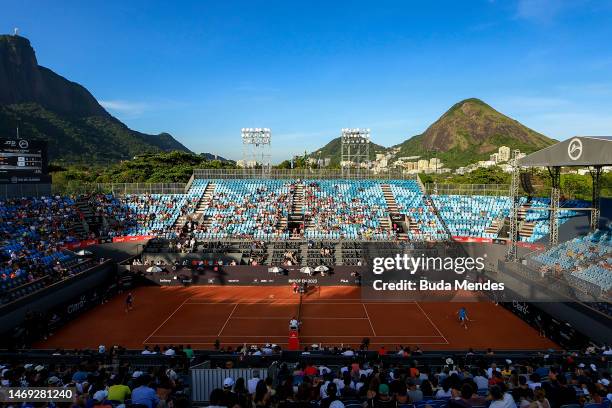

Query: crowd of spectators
[[0, 347, 189, 408], [88, 193, 139, 238], [194, 181, 292, 240], [0, 343, 610, 408], [203, 349, 612, 408], [0, 196, 98, 304], [303, 181, 394, 241]]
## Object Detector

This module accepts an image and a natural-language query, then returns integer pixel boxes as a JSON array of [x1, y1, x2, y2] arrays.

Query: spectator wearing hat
[[72, 364, 89, 384], [366, 383, 395, 408], [222, 377, 238, 407], [233, 378, 251, 408], [91, 390, 112, 408]]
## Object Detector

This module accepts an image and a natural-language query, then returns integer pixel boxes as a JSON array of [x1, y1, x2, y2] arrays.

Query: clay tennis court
[[36, 286, 557, 350]]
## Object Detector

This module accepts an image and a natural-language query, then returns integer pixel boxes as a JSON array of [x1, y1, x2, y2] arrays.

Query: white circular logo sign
[[18, 140, 28, 149], [567, 138, 582, 161]]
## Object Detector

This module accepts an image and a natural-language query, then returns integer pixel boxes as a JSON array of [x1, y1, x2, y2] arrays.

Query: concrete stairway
[[381, 184, 399, 212], [485, 218, 504, 236], [288, 183, 304, 239], [194, 182, 216, 229], [380, 184, 398, 236], [518, 204, 534, 240]]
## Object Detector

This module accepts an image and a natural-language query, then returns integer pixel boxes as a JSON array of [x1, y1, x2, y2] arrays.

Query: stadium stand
[[430, 195, 588, 242], [53, 178, 583, 243], [0, 196, 99, 305], [431, 195, 511, 239], [389, 180, 448, 241], [303, 179, 394, 240], [194, 179, 291, 240], [121, 193, 194, 237], [0, 179, 593, 306], [532, 227, 612, 298]]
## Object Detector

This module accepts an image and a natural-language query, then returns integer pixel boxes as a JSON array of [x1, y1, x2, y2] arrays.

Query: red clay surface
[[36, 286, 557, 351]]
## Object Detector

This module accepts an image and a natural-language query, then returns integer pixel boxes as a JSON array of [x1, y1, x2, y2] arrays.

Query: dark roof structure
[[518, 136, 612, 167]]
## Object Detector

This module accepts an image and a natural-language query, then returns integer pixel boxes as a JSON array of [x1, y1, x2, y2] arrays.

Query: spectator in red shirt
[[304, 363, 318, 377]]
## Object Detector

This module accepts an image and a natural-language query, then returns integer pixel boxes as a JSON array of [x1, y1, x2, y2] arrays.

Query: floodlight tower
[[241, 128, 272, 176], [341, 128, 371, 177]]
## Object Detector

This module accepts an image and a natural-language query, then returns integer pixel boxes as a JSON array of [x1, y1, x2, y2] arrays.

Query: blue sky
[[3, 0, 612, 161]]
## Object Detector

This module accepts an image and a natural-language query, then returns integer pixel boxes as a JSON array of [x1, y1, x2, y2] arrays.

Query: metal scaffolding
[[548, 166, 561, 246], [241, 128, 272, 176], [340, 128, 370, 177], [506, 149, 520, 261], [589, 166, 602, 231]]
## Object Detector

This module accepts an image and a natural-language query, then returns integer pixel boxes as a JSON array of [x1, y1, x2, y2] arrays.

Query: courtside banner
[[112, 235, 155, 243], [360, 242, 577, 302]]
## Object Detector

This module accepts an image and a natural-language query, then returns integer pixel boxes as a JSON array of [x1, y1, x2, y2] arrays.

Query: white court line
[[184, 301, 419, 305], [142, 296, 193, 345], [185, 298, 371, 302], [217, 304, 238, 336], [230, 316, 369, 320], [415, 302, 449, 344], [148, 334, 444, 338], [144, 341, 449, 345], [362, 304, 377, 337]]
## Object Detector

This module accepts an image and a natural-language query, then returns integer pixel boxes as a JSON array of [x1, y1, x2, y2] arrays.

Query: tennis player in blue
[[457, 307, 469, 329]]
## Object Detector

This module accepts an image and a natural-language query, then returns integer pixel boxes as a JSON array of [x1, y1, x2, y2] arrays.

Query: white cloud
[[99, 100, 149, 116], [515, 0, 586, 23], [99, 98, 189, 118]]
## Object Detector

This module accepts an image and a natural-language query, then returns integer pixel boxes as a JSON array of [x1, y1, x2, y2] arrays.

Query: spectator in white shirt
[[248, 370, 261, 394]]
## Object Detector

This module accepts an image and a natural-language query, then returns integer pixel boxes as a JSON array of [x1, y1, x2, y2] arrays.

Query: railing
[[54, 182, 187, 195], [498, 259, 608, 303], [190, 366, 268, 403], [426, 183, 510, 196], [184, 173, 195, 193], [0, 183, 52, 198], [192, 168, 417, 180], [425, 193, 453, 240], [415, 175, 427, 194]]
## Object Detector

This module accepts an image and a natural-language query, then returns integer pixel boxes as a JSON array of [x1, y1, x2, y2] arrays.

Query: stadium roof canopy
[[519, 136, 612, 167]]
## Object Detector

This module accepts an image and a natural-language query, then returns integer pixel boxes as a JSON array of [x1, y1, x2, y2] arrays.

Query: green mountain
[[309, 136, 387, 167], [306, 98, 556, 169], [0, 34, 190, 164], [393, 98, 556, 168]]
